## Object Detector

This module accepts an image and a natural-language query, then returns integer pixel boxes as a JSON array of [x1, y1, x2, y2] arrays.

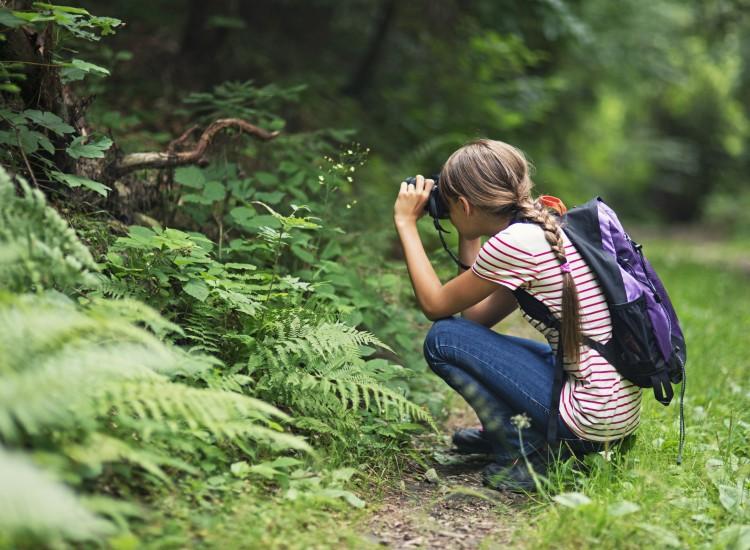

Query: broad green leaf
[[61, 59, 110, 83], [229, 206, 254, 220], [202, 181, 225, 202], [715, 525, 750, 550], [230, 461, 250, 478], [128, 226, 157, 239], [18, 127, 41, 154], [269, 457, 303, 469], [0, 83, 21, 94], [33, 3, 90, 15], [37, 134, 54, 155], [223, 262, 257, 271], [67, 58, 109, 76], [0, 9, 27, 27], [88, 16, 122, 36], [3, 11, 54, 23], [278, 160, 298, 174], [553, 492, 591, 508], [0, 108, 26, 125], [0, 130, 15, 147], [183, 280, 209, 302], [175, 166, 205, 189], [248, 463, 281, 479], [291, 244, 315, 263], [230, 207, 281, 229], [607, 500, 640, 517], [254, 171, 278, 186], [51, 171, 110, 197], [66, 135, 112, 159], [637, 524, 681, 548], [181, 193, 214, 205], [331, 467, 358, 482], [254, 190, 285, 204], [718, 482, 747, 513], [318, 488, 365, 509], [23, 110, 75, 135], [321, 240, 342, 260]]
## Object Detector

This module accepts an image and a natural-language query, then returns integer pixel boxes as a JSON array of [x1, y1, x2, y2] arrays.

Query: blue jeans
[[423, 316, 604, 461]]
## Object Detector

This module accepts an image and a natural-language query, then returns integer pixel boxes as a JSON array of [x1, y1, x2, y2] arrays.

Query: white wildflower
[[511, 413, 531, 430]]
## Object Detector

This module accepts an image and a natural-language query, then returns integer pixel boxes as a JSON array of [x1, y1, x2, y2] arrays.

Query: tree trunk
[[341, 0, 397, 99]]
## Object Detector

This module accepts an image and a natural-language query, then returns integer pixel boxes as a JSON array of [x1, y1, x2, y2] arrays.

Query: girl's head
[[439, 138, 582, 362], [439, 139, 533, 222]]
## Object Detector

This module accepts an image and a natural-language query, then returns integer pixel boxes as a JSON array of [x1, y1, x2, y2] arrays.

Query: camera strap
[[433, 216, 470, 270]]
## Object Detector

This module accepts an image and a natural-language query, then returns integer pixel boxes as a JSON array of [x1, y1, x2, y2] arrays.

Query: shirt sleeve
[[471, 231, 538, 291]]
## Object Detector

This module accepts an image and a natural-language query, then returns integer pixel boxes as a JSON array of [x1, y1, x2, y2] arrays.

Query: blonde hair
[[439, 138, 582, 363]]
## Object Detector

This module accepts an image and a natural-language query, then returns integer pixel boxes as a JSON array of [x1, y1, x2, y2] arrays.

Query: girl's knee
[[423, 316, 460, 366]]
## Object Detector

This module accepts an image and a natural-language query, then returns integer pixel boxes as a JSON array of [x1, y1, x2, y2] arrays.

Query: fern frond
[[0, 342, 164, 440], [0, 293, 173, 375], [98, 381, 311, 453], [0, 166, 99, 292], [93, 273, 132, 300], [263, 317, 393, 371], [86, 296, 185, 339], [64, 433, 198, 484], [0, 446, 114, 544], [250, 312, 436, 433]]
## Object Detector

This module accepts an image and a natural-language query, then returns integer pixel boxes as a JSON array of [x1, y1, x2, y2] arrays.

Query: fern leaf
[[0, 446, 114, 543]]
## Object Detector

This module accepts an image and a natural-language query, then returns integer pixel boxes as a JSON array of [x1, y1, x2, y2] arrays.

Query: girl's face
[[447, 196, 481, 240]]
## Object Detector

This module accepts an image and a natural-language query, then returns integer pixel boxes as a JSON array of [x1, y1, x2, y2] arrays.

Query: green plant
[[0, 3, 119, 195], [103, 211, 436, 459], [0, 166, 311, 546]]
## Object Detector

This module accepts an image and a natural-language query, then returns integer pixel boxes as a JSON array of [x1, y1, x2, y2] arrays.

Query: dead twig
[[166, 124, 201, 153], [111, 118, 280, 176]]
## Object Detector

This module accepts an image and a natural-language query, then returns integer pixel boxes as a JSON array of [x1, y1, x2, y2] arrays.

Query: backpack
[[510, 197, 688, 463]]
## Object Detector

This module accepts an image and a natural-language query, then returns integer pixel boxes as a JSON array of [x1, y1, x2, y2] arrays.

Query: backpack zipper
[[627, 236, 673, 340]]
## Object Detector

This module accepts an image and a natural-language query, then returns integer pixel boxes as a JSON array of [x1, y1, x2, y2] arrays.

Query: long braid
[[517, 198, 582, 364]]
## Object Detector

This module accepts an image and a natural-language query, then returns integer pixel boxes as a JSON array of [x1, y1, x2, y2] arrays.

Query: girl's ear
[[458, 196, 472, 216]]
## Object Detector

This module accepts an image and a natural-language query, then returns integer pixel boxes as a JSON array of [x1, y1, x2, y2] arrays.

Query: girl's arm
[[394, 176, 516, 322], [457, 235, 519, 327]]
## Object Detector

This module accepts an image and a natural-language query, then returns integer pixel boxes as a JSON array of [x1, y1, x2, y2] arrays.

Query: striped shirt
[[471, 222, 641, 442]]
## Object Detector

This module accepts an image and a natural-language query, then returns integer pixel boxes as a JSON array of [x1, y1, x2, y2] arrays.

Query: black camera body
[[403, 174, 449, 219]]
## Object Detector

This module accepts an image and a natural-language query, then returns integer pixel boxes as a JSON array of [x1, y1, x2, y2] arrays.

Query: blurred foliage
[[68, 0, 750, 230]]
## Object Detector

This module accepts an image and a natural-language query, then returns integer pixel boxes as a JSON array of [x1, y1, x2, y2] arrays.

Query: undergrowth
[[0, 65, 441, 545]]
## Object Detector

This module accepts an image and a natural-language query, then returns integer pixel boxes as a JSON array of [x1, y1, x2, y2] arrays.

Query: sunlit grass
[[512, 237, 750, 548]]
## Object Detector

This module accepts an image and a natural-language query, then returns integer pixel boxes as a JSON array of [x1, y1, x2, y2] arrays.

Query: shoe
[[451, 427, 494, 454], [482, 452, 548, 493]]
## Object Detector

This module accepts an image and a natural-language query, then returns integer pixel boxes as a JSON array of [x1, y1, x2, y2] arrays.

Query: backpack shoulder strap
[[513, 288, 620, 444], [513, 288, 615, 362]]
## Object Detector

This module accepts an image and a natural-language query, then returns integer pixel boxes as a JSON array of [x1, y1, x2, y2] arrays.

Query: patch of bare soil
[[365, 399, 526, 549]]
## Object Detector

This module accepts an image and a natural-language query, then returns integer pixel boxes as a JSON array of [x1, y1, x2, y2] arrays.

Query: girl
[[393, 138, 641, 492]]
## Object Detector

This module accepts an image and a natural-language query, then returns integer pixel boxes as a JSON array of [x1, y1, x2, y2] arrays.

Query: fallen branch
[[111, 118, 280, 176]]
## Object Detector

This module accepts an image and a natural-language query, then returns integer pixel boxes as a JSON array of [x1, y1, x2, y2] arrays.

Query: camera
[[403, 174, 449, 219], [402, 173, 469, 269]]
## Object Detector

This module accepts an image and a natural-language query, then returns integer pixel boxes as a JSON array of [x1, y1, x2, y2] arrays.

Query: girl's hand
[[394, 174, 434, 228]]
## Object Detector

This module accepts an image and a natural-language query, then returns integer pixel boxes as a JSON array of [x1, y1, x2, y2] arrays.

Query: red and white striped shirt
[[471, 222, 641, 442]]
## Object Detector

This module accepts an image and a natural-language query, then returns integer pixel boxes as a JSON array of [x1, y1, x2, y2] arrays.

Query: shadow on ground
[[366, 397, 526, 549]]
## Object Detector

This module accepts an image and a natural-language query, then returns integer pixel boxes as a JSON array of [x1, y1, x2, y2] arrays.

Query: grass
[[510, 236, 750, 548], [136, 484, 373, 550], [132, 234, 749, 549]]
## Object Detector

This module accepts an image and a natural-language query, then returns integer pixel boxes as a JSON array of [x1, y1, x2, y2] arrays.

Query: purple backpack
[[512, 197, 687, 462]]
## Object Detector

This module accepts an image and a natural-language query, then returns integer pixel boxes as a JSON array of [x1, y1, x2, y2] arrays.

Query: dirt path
[[362, 313, 541, 549], [364, 398, 526, 549]]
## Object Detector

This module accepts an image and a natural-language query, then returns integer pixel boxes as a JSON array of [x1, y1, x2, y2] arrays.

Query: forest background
[[1, 0, 750, 548]]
